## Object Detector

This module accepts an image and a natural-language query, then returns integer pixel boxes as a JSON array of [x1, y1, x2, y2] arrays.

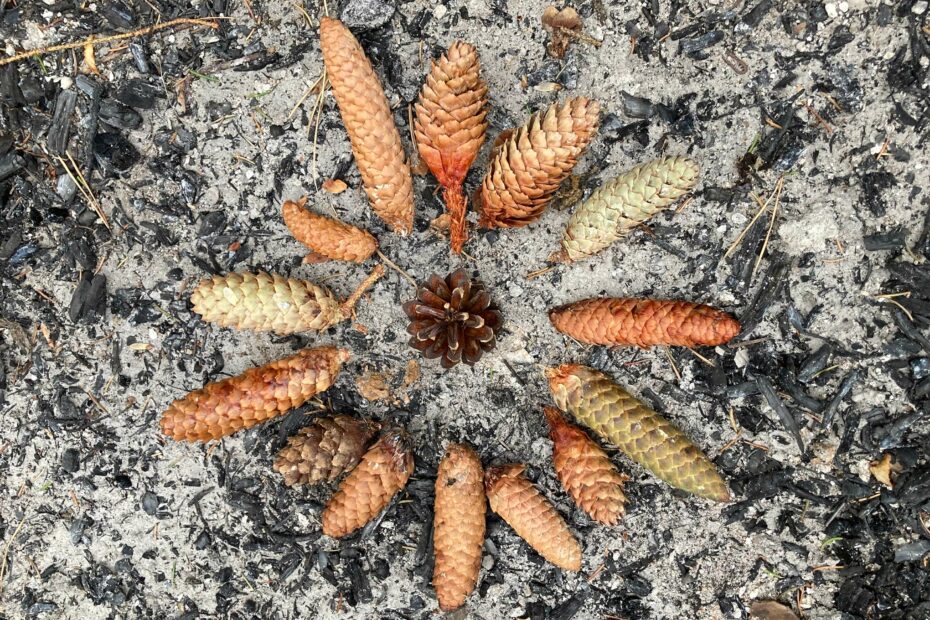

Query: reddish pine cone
[[433, 444, 486, 611], [282, 198, 378, 263], [547, 364, 730, 502], [543, 407, 627, 525], [484, 464, 582, 571], [320, 17, 414, 234], [322, 427, 414, 538], [273, 416, 379, 486], [477, 97, 599, 228], [160, 347, 349, 442], [402, 268, 503, 369], [414, 41, 488, 253], [549, 298, 741, 348]]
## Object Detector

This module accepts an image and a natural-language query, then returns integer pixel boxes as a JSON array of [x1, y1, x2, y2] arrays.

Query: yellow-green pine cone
[[546, 364, 730, 502], [556, 156, 699, 262], [190, 272, 344, 335]]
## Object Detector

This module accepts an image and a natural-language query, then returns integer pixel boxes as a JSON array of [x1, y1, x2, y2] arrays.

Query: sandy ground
[[1, 0, 929, 619]]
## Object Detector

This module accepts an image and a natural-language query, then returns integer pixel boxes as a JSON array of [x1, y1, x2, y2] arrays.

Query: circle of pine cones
[[402, 268, 503, 369]]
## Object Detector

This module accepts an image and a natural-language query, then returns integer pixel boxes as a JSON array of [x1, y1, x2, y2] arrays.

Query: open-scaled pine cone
[[402, 269, 502, 369]]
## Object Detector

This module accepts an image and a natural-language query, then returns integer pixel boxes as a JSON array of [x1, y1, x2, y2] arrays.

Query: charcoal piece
[[798, 345, 832, 383], [859, 170, 896, 217], [739, 257, 791, 335], [912, 358, 930, 380], [863, 228, 905, 251], [776, 370, 824, 413], [726, 210, 768, 291], [93, 133, 140, 174], [915, 377, 930, 399], [129, 42, 150, 74], [821, 370, 860, 428], [892, 309, 930, 355], [99, 100, 143, 130], [753, 375, 805, 455], [65, 231, 97, 271], [100, 1, 135, 29], [742, 0, 772, 28], [878, 410, 925, 450], [47, 90, 77, 155], [0, 153, 24, 182], [894, 540, 930, 563], [679, 31, 724, 55], [621, 91, 655, 119], [68, 273, 107, 323], [345, 557, 372, 605], [114, 79, 164, 109], [549, 589, 588, 620], [61, 448, 80, 473]]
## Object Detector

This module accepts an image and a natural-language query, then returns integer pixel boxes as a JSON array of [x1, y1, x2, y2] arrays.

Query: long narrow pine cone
[[549, 298, 741, 348], [320, 17, 414, 234], [414, 41, 488, 254], [543, 407, 627, 525], [477, 97, 599, 229], [433, 444, 486, 611], [282, 198, 378, 263], [322, 427, 414, 538], [553, 156, 699, 263], [402, 268, 502, 369], [484, 464, 582, 571], [273, 416, 379, 486], [191, 267, 384, 335], [160, 347, 349, 442], [546, 364, 730, 502]]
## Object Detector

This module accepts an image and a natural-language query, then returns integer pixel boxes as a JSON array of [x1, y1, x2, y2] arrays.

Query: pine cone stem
[[444, 185, 468, 253], [340, 264, 386, 317]]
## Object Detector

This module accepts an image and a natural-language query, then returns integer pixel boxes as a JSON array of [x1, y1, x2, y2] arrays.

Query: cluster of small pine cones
[[155, 14, 748, 614]]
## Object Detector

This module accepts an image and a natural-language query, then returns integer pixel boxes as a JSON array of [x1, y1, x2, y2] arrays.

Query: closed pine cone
[[322, 427, 414, 538], [477, 97, 599, 228], [273, 416, 379, 486], [320, 17, 414, 234], [414, 41, 488, 253], [433, 444, 486, 611], [543, 407, 627, 525], [484, 464, 582, 571], [282, 198, 378, 263]]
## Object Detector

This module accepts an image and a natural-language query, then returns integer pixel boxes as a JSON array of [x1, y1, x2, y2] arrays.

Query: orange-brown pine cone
[[543, 407, 627, 525], [160, 347, 349, 442], [484, 464, 582, 571], [282, 198, 378, 263], [322, 427, 414, 538], [433, 444, 486, 611], [320, 17, 414, 234], [549, 298, 741, 348], [414, 41, 488, 253], [273, 416, 379, 486], [477, 98, 599, 228]]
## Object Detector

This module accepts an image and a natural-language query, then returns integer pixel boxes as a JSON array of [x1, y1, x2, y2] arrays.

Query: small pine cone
[[402, 268, 503, 369], [322, 427, 414, 538], [549, 298, 741, 348], [273, 416, 379, 486], [320, 17, 414, 234], [543, 407, 627, 525], [484, 464, 582, 571], [553, 157, 699, 263], [282, 198, 377, 263], [546, 364, 730, 502], [433, 444, 486, 611], [191, 268, 383, 335], [160, 347, 349, 442], [414, 41, 488, 253], [477, 98, 599, 229]]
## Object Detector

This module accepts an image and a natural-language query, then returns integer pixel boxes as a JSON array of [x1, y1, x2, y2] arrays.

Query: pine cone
[[543, 407, 627, 525], [191, 267, 384, 335], [552, 157, 699, 263], [546, 364, 730, 502], [282, 198, 378, 263], [273, 416, 379, 486], [549, 298, 741, 348], [160, 347, 349, 442], [414, 41, 488, 253], [433, 444, 486, 611], [322, 427, 414, 538], [477, 97, 599, 228], [320, 17, 414, 234], [485, 464, 582, 571], [402, 268, 503, 369]]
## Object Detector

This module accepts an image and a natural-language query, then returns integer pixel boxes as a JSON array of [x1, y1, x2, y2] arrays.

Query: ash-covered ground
[[2, 0, 929, 618]]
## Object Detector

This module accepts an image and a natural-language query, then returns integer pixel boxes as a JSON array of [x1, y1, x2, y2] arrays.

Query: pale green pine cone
[[556, 156, 699, 262]]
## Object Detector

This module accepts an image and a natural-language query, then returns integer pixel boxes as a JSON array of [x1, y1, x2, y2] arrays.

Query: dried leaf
[[869, 453, 899, 489], [322, 178, 347, 194], [542, 6, 582, 59], [402, 360, 420, 389], [83, 40, 100, 75], [430, 213, 451, 233], [356, 369, 393, 402]]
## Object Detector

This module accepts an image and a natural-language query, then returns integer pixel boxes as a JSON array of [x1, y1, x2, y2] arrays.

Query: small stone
[[433, 4, 448, 19], [825, 3, 838, 18], [340, 0, 395, 30], [913, 1, 928, 14]]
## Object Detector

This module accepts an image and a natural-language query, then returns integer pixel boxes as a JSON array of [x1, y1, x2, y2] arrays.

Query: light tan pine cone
[[273, 416, 379, 486], [484, 463, 582, 571], [433, 444, 486, 611], [322, 427, 414, 538], [282, 198, 378, 263], [414, 41, 488, 253], [160, 347, 349, 442], [477, 97, 599, 228], [190, 267, 384, 335], [320, 17, 414, 234], [543, 407, 627, 525]]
